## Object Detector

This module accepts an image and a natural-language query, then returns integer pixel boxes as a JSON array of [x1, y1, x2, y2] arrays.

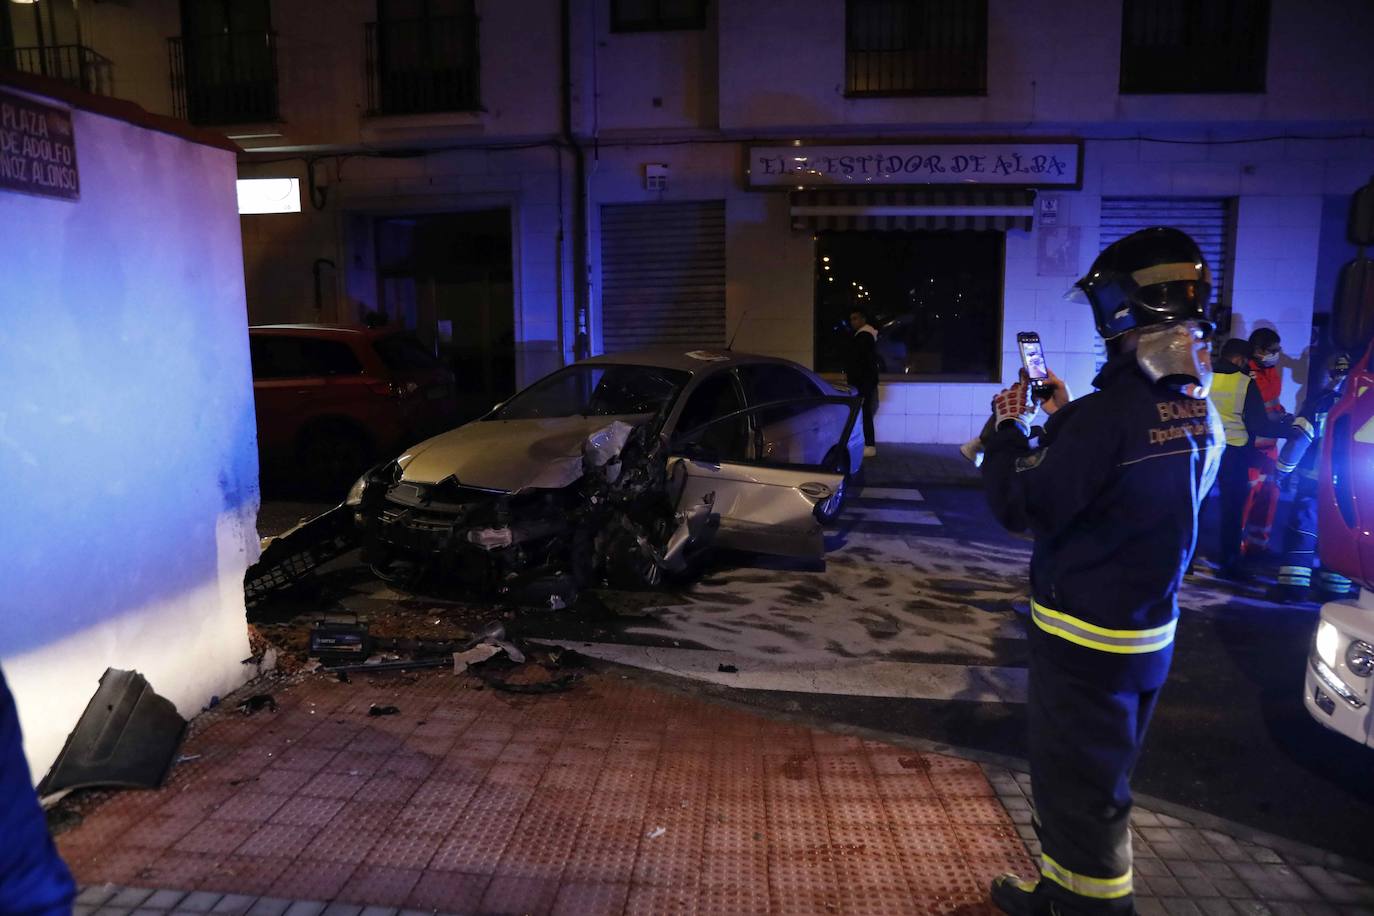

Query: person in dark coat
[[845, 309, 880, 457], [0, 667, 76, 915], [980, 228, 1223, 915]]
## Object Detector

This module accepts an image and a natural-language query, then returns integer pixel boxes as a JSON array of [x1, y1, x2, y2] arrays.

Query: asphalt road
[[256, 479, 1374, 865]]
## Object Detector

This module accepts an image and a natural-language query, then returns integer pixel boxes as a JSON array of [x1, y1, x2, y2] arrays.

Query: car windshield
[[491, 364, 690, 421]]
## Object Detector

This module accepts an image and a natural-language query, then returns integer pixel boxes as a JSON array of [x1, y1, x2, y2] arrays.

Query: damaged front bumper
[[353, 420, 718, 601]]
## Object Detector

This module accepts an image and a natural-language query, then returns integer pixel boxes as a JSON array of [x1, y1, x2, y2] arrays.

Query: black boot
[[990, 873, 1046, 915]]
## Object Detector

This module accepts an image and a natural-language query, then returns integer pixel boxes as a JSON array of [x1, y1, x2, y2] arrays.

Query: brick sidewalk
[[57, 669, 1374, 915]]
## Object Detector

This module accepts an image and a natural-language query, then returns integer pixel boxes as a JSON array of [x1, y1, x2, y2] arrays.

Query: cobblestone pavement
[[54, 667, 1374, 915]]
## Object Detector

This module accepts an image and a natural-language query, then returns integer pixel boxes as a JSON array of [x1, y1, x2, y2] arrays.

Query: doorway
[[375, 209, 516, 422]]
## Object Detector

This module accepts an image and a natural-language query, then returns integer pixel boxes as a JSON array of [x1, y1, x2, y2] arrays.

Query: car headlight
[[1347, 640, 1374, 678], [1315, 621, 1340, 670], [345, 473, 369, 507]]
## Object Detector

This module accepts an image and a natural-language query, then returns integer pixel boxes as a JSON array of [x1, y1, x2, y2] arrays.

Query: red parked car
[[249, 324, 459, 492]]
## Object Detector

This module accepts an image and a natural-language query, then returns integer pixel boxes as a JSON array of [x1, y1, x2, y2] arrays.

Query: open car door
[[669, 396, 860, 557]]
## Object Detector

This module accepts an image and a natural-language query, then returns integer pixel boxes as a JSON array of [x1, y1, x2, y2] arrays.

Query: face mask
[[1256, 351, 1280, 368], [1136, 321, 1213, 399]]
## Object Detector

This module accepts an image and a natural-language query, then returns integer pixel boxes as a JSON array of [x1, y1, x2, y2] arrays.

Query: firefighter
[[1273, 353, 1355, 602], [1208, 338, 1303, 581], [1241, 328, 1289, 558], [981, 227, 1223, 915]]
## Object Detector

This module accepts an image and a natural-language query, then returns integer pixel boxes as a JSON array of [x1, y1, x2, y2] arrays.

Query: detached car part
[[38, 669, 186, 797]]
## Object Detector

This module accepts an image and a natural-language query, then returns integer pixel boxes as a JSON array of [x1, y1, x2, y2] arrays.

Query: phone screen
[[1019, 338, 1048, 381]]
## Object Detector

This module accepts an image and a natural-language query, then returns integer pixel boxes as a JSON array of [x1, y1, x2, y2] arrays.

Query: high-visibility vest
[[1208, 370, 1251, 447]]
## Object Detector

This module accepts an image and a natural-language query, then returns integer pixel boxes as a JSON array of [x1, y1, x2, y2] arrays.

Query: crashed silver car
[[345, 349, 863, 603]]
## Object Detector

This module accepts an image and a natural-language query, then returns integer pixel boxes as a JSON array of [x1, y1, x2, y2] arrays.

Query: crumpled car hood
[[398, 415, 646, 491]]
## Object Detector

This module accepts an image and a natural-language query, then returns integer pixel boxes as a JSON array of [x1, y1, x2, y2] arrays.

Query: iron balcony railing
[[365, 14, 481, 116], [846, 0, 988, 96], [0, 44, 114, 96], [168, 31, 279, 125]]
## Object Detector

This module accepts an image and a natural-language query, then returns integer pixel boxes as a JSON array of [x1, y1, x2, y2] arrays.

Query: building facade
[[14, 0, 1373, 439]]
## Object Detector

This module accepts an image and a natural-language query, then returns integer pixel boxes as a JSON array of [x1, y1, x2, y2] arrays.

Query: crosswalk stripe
[[537, 641, 1028, 704], [840, 507, 942, 526], [853, 486, 924, 502]]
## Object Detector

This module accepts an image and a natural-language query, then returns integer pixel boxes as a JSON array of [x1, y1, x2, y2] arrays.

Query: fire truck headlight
[[1346, 640, 1374, 678], [1316, 621, 1340, 670]]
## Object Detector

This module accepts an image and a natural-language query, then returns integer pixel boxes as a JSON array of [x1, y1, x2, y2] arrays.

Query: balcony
[[845, 0, 988, 97], [0, 44, 113, 96], [168, 31, 279, 126], [365, 15, 480, 117]]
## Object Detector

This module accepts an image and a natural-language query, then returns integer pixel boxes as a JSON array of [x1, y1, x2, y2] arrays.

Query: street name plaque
[[0, 88, 80, 201]]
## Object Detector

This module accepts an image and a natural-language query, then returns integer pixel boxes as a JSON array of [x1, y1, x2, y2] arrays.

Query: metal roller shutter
[[1099, 198, 1235, 311], [599, 201, 726, 353]]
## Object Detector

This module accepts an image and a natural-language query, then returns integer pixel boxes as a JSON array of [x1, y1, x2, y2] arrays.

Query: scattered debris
[[237, 694, 278, 715], [308, 614, 371, 663], [453, 644, 502, 672], [646, 826, 667, 839], [243, 505, 358, 612], [175, 754, 202, 765], [717, 663, 739, 673], [38, 669, 187, 798], [367, 704, 400, 717]]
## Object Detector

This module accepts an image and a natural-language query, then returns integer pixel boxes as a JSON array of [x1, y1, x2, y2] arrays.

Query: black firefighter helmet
[[1073, 227, 1213, 339]]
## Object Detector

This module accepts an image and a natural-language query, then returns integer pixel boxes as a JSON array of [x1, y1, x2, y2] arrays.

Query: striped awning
[[789, 188, 1036, 232]]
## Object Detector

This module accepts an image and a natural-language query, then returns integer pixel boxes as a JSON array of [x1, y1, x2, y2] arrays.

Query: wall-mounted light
[[236, 177, 301, 214]]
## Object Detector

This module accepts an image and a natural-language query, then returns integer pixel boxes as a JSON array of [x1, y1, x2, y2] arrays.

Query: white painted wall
[[0, 86, 257, 780]]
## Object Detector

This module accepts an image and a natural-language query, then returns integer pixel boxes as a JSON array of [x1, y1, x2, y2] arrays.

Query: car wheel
[[813, 451, 850, 525], [297, 423, 373, 498]]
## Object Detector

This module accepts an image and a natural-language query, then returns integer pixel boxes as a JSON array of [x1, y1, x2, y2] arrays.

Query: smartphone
[[1017, 331, 1054, 401]]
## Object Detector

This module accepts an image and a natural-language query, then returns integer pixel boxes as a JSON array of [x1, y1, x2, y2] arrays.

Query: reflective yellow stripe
[[1030, 600, 1175, 654], [1294, 417, 1315, 439], [1040, 854, 1133, 900]]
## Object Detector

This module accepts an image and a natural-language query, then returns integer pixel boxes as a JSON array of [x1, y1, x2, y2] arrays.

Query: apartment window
[[367, 0, 480, 115], [169, 0, 277, 124], [814, 231, 1004, 381], [611, 0, 707, 32], [1120, 0, 1269, 93], [846, 0, 987, 97], [1, 0, 113, 95]]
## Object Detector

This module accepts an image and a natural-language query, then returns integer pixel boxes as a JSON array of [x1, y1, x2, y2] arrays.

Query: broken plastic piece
[[243, 505, 358, 612], [368, 704, 400, 717], [468, 527, 515, 550], [718, 664, 738, 674], [583, 420, 635, 469], [646, 826, 667, 839], [238, 695, 278, 715], [38, 669, 187, 797], [453, 644, 502, 672]]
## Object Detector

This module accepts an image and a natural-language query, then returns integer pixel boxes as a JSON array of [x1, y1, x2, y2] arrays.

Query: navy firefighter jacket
[[982, 351, 1224, 692]]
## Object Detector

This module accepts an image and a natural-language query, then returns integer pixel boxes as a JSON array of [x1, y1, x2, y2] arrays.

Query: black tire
[[813, 449, 851, 525], [296, 422, 373, 499]]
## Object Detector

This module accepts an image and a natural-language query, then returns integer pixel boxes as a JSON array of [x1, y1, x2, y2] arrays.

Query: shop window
[[611, 0, 707, 32], [845, 0, 987, 96], [813, 231, 1003, 382], [1120, 0, 1268, 94]]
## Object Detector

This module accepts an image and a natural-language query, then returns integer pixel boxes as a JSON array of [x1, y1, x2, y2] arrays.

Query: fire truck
[[1304, 178, 1374, 747]]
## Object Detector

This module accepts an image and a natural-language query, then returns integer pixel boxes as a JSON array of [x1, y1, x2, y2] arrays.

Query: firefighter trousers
[[1028, 650, 1160, 913]]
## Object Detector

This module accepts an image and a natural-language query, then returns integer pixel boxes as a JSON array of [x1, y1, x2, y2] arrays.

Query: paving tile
[[76, 886, 120, 907], [623, 882, 700, 916], [403, 869, 489, 912], [108, 888, 158, 908], [243, 899, 292, 916], [199, 858, 293, 898], [268, 796, 347, 828], [235, 824, 323, 859], [319, 905, 363, 916], [279, 902, 327, 916], [210, 793, 291, 824], [173, 822, 257, 856], [268, 860, 358, 901], [175, 891, 226, 912], [335, 867, 423, 909], [209, 894, 258, 914]]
